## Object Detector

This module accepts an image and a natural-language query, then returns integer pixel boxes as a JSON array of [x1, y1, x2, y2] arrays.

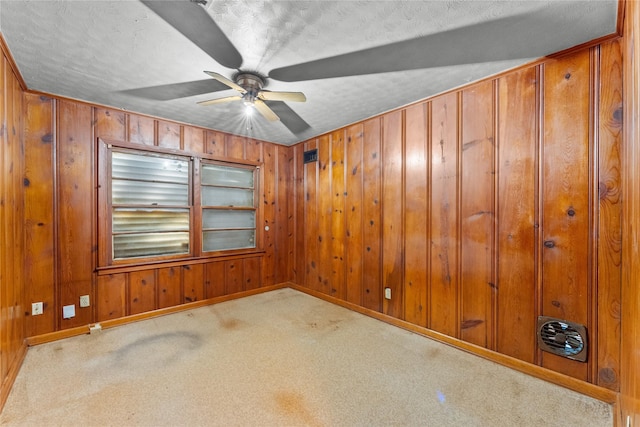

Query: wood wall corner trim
[[0, 342, 27, 413], [620, 0, 640, 423], [617, 0, 627, 36], [0, 33, 27, 91]]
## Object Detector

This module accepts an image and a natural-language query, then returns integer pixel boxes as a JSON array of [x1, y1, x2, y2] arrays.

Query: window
[[98, 140, 260, 266], [200, 163, 257, 252], [110, 149, 191, 260]]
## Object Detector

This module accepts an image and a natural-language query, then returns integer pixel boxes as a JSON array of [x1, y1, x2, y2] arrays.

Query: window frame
[[199, 160, 259, 255], [97, 138, 263, 268]]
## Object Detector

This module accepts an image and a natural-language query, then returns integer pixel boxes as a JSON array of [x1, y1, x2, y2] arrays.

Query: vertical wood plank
[[304, 140, 319, 291], [205, 261, 226, 298], [245, 139, 264, 163], [382, 110, 404, 318], [541, 50, 591, 380], [293, 145, 306, 285], [182, 264, 204, 303], [157, 120, 180, 150], [23, 94, 56, 336], [94, 107, 126, 141], [345, 123, 364, 305], [128, 114, 155, 146], [96, 273, 126, 321], [262, 143, 277, 286], [496, 66, 538, 363], [404, 103, 429, 327], [5, 65, 25, 361], [276, 145, 290, 284], [429, 92, 459, 337], [225, 260, 244, 294], [317, 135, 332, 295], [205, 130, 225, 156], [128, 270, 157, 315], [225, 134, 246, 160], [183, 126, 204, 154], [57, 100, 93, 328], [243, 257, 262, 291], [362, 118, 382, 311], [460, 81, 495, 347], [0, 55, 9, 380], [596, 39, 622, 391], [331, 130, 346, 298], [158, 267, 181, 309]]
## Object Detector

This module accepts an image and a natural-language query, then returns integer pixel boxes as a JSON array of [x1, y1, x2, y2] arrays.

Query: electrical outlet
[[32, 302, 43, 316], [79, 295, 90, 308], [384, 287, 392, 300]]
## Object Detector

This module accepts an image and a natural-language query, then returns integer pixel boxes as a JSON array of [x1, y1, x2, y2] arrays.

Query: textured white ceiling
[[0, 0, 618, 145]]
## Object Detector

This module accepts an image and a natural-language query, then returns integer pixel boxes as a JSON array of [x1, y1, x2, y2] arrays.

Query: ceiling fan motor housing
[[235, 72, 266, 104], [536, 316, 588, 362]]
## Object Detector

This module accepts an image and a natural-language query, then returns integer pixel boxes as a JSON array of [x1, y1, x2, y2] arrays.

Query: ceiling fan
[[140, 0, 312, 135], [197, 71, 306, 123], [138, 0, 605, 135]]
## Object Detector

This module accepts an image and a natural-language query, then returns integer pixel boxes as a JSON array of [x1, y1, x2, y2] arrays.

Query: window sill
[[96, 250, 266, 276]]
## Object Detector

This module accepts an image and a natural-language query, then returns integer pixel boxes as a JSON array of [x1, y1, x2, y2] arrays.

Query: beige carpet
[[1, 288, 612, 426]]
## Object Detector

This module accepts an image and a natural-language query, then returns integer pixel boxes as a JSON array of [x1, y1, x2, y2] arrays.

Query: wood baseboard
[[26, 283, 288, 346], [287, 283, 619, 406]]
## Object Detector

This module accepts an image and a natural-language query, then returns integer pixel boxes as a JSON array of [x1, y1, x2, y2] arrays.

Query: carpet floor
[[0, 288, 612, 426]]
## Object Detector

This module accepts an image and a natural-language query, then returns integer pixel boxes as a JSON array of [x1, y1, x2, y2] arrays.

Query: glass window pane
[[112, 180, 189, 206], [113, 232, 190, 259], [202, 186, 253, 207], [202, 209, 255, 230], [201, 164, 253, 188], [113, 208, 189, 233], [112, 151, 189, 184], [203, 230, 255, 252]]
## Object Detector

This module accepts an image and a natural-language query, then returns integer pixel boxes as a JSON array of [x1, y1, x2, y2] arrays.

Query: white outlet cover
[[79, 295, 90, 308], [32, 302, 43, 316], [63, 304, 76, 319]]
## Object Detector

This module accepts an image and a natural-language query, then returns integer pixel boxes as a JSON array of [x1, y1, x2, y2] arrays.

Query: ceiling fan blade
[[203, 71, 245, 93], [254, 100, 280, 122], [141, 0, 242, 69], [269, 9, 593, 82], [197, 95, 242, 106], [119, 79, 229, 101], [258, 90, 306, 103], [263, 101, 311, 135]]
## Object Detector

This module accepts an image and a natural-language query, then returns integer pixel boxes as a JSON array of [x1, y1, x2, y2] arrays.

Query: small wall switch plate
[[63, 304, 76, 319], [32, 302, 43, 316], [384, 287, 392, 300], [79, 295, 90, 308]]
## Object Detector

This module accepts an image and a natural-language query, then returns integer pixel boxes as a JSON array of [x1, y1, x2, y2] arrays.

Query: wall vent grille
[[303, 149, 318, 164], [536, 316, 588, 362]]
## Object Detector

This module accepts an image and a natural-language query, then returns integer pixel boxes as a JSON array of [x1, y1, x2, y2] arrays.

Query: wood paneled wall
[[23, 96, 291, 337], [290, 41, 623, 390], [621, 0, 640, 423], [0, 38, 27, 409]]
